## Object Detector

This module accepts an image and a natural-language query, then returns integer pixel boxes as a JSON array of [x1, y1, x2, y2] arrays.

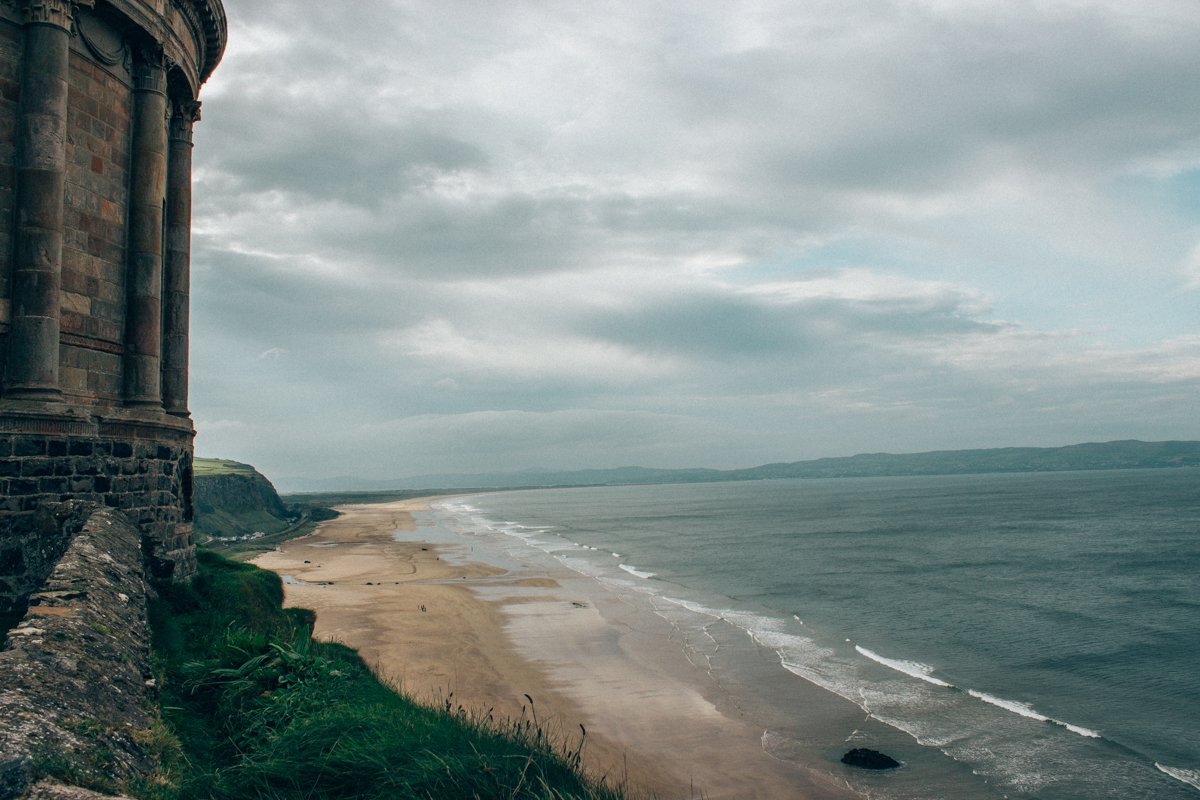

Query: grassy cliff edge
[[147, 550, 627, 800]]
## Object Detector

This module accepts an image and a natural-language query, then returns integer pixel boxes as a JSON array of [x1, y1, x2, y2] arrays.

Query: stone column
[[123, 45, 168, 407], [162, 100, 200, 417], [4, 0, 80, 400]]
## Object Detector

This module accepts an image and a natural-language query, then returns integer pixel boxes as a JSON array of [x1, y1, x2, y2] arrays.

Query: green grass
[[193, 458, 262, 477], [145, 550, 628, 800]]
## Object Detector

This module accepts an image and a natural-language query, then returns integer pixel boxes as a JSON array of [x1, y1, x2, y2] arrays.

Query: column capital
[[132, 42, 167, 94], [169, 100, 202, 144], [19, 0, 91, 29]]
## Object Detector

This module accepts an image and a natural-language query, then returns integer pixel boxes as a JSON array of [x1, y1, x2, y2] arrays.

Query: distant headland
[[283, 439, 1200, 493]]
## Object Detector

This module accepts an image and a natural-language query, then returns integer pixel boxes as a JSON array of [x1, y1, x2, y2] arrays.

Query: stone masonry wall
[[0, 503, 153, 800], [61, 42, 133, 407], [0, 428, 193, 612], [0, 15, 20, 342], [2, 0, 223, 606]]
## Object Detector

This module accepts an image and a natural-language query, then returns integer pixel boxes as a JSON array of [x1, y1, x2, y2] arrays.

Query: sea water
[[419, 469, 1200, 799]]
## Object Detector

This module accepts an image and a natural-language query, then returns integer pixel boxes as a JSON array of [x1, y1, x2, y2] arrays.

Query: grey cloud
[[202, 107, 489, 207], [188, 0, 1200, 481]]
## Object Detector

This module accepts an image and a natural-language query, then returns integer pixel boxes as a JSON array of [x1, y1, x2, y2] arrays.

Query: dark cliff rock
[[193, 459, 294, 541], [841, 748, 901, 770]]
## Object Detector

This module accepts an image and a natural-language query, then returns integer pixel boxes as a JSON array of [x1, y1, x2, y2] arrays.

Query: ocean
[[415, 469, 1200, 799]]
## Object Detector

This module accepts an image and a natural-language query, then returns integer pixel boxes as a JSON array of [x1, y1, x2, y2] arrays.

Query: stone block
[[21, 459, 54, 477], [0, 547, 23, 576], [13, 438, 46, 457], [39, 477, 69, 494]]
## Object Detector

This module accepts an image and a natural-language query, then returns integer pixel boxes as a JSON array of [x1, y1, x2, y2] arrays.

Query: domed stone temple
[[0, 0, 226, 601]]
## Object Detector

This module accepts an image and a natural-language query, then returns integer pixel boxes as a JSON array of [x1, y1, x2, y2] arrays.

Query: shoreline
[[252, 498, 862, 800]]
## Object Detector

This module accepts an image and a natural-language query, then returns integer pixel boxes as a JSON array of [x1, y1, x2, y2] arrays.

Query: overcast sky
[[189, 0, 1200, 489]]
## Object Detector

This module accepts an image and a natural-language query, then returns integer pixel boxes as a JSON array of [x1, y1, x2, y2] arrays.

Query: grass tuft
[[145, 549, 627, 800]]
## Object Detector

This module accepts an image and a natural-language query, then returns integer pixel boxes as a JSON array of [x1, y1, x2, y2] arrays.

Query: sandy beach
[[252, 498, 861, 799]]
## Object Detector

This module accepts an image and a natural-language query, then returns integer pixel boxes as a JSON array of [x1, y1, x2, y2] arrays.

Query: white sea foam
[[968, 690, 1048, 721], [751, 628, 830, 660], [1156, 763, 1200, 790], [856, 646, 954, 688], [618, 564, 657, 579], [659, 596, 788, 636], [966, 690, 1101, 738], [1061, 722, 1102, 739]]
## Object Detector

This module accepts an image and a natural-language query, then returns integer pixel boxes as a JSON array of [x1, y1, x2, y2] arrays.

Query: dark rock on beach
[[841, 748, 901, 770]]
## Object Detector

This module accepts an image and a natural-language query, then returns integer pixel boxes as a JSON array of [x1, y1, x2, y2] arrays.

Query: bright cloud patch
[[188, 0, 1200, 486]]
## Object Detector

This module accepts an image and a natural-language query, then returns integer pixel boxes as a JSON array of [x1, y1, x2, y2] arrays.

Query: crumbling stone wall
[[0, 503, 153, 800]]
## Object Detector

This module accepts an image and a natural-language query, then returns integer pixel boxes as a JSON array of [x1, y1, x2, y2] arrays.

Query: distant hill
[[280, 439, 1200, 492]]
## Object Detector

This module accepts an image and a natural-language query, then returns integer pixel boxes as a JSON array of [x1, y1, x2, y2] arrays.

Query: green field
[[193, 458, 262, 477]]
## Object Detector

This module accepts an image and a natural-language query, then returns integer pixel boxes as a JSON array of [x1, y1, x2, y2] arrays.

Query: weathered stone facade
[[0, 0, 225, 606]]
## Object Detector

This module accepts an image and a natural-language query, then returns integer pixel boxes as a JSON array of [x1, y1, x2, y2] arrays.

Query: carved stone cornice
[[156, 0, 225, 85], [169, 100, 201, 143], [187, 0, 226, 83]]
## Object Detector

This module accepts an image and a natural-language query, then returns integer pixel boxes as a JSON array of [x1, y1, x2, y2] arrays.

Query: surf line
[[1156, 763, 1200, 790], [854, 644, 1101, 739]]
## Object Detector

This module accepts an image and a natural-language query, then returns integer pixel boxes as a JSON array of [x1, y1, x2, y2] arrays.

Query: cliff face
[[193, 461, 293, 541]]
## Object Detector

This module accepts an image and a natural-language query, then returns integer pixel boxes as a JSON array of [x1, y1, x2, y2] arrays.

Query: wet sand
[[252, 499, 860, 799]]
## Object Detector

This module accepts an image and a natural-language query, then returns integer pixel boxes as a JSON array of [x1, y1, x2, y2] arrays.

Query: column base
[[2, 386, 64, 403]]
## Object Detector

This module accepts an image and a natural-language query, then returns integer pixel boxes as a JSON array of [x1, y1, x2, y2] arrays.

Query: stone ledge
[[22, 781, 131, 800], [0, 504, 153, 800]]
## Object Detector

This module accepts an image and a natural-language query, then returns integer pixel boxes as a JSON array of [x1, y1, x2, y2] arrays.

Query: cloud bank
[[190, 0, 1200, 487]]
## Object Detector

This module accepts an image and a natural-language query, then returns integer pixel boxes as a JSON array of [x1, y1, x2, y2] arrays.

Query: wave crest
[[856, 646, 954, 688]]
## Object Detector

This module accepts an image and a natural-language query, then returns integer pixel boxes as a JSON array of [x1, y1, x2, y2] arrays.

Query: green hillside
[[193, 458, 296, 544]]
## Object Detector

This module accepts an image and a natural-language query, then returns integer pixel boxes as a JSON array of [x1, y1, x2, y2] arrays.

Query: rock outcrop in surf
[[841, 748, 901, 770]]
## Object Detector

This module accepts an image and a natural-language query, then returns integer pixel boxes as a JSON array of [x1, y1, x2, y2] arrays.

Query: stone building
[[0, 0, 226, 610]]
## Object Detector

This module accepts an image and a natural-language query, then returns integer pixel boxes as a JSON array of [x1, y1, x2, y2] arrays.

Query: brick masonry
[[61, 53, 133, 406]]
